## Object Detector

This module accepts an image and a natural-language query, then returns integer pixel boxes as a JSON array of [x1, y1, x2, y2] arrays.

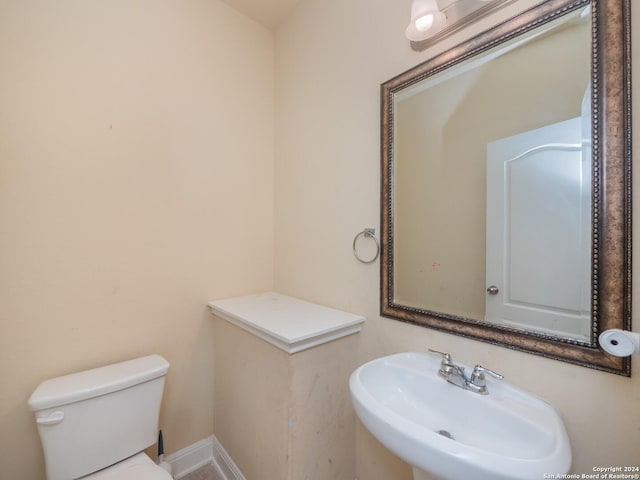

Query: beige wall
[[275, 0, 640, 477], [0, 1, 274, 478]]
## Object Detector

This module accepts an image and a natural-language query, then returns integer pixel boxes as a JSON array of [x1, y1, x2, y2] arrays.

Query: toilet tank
[[28, 355, 170, 480]]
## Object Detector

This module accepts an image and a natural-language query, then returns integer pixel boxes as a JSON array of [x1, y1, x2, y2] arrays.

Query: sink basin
[[349, 352, 571, 480]]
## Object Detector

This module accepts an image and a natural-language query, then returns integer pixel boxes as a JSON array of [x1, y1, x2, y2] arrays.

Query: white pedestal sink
[[349, 352, 571, 480]]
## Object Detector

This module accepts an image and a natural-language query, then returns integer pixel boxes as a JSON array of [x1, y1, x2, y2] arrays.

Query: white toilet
[[28, 354, 173, 480]]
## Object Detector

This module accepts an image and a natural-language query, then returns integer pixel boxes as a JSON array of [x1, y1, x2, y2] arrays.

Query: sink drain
[[437, 430, 454, 440]]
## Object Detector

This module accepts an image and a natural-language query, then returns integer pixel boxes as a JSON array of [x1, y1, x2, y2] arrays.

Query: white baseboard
[[211, 435, 247, 480], [166, 436, 213, 479], [166, 435, 245, 480]]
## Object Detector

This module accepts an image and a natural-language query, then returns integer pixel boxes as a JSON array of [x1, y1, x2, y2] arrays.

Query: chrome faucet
[[428, 350, 503, 395]]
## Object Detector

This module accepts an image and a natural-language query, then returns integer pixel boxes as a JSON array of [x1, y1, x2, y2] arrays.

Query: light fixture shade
[[405, 0, 446, 42]]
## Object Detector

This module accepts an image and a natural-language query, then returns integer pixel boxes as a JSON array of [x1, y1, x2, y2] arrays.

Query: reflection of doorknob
[[486, 285, 499, 295]]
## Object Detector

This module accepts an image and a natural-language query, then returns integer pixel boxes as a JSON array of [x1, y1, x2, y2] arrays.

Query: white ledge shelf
[[208, 292, 365, 354]]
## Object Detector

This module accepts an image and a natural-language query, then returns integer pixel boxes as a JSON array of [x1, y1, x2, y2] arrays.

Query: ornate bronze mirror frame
[[381, 0, 631, 375]]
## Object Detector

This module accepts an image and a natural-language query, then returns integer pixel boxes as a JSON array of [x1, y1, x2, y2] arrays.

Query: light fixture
[[405, 0, 446, 42], [406, 0, 519, 51]]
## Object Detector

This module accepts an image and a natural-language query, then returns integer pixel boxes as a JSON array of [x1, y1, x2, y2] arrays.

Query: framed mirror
[[381, 0, 631, 375]]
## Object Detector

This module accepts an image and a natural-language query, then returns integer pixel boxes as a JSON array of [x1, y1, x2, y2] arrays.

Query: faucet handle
[[428, 349, 452, 361], [428, 350, 464, 376], [471, 365, 503, 383]]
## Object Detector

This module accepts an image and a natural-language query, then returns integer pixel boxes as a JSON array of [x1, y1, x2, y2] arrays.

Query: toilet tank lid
[[28, 355, 169, 411]]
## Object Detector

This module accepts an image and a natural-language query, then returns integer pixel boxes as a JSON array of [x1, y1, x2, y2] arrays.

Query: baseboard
[[166, 436, 214, 479], [211, 435, 247, 480], [167, 435, 245, 480]]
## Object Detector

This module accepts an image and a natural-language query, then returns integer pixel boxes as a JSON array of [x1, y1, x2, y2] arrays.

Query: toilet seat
[[82, 453, 173, 480]]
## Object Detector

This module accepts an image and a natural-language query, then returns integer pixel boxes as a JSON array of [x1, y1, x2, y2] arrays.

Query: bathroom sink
[[349, 352, 571, 480]]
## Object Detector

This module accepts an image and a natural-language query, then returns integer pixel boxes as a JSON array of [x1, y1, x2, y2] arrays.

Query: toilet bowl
[[83, 453, 172, 480], [28, 355, 172, 480]]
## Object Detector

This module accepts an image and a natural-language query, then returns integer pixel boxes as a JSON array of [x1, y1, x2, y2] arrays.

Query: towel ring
[[353, 228, 380, 264]]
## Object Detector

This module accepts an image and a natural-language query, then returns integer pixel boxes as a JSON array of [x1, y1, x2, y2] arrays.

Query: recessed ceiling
[[220, 0, 302, 29]]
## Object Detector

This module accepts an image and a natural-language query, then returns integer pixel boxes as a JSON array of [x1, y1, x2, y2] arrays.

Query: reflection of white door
[[485, 117, 590, 340]]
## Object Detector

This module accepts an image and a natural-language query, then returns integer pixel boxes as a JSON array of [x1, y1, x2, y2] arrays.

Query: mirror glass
[[394, 7, 591, 341], [381, 0, 631, 374]]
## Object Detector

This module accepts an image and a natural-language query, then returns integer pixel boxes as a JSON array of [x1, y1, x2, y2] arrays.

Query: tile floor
[[179, 462, 222, 480]]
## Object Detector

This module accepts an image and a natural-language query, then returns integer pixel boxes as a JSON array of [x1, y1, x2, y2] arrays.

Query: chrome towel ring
[[353, 228, 380, 263]]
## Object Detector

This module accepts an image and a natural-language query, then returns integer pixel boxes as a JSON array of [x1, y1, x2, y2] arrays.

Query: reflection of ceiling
[[219, 0, 303, 29]]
